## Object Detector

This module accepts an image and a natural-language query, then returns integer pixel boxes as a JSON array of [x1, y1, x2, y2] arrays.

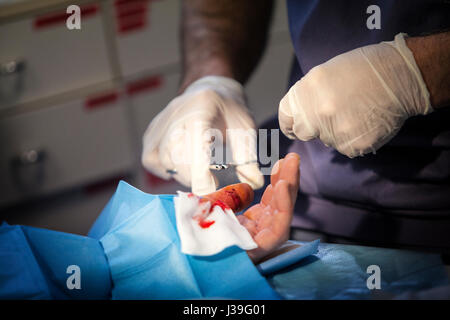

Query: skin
[[202, 183, 254, 213], [179, 0, 274, 92], [240, 153, 300, 264], [180, 3, 449, 261], [201, 153, 300, 264], [406, 32, 450, 109], [180, 1, 449, 107]]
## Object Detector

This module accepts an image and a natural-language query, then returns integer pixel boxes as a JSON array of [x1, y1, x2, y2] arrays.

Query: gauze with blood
[[174, 191, 257, 256]]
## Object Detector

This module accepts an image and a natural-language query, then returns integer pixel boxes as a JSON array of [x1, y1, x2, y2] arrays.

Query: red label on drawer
[[126, 75, 162, 96], [85, 92, 119, 110], [117, 14, 147, 33], [33, 5, 99, 30], [114, 0, 149, 34], [116, 0, 148, 18]]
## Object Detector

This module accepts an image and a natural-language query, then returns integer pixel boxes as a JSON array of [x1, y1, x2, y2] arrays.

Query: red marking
[[187, 193, 195, 198], [225, 189, 241, 210], [117, 15, 147, 33], [210, 200, 230, 213], [199, 219, 215, 229], [33, 5, 99, 30], [126, 76, 162, 96], [114, 0, 149, 34], [85, 92, 119, 110], [116, 0, 148, 17]]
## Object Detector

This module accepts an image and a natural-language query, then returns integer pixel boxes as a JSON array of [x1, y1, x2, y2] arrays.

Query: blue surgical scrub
[[282, 0, 450, 249]]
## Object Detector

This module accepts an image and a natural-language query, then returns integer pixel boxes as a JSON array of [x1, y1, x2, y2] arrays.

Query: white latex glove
[[279, 33, 433, 158], [142, 76, 264, 195]]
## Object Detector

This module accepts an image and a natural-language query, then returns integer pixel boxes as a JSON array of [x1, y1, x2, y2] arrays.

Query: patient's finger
[[278, 153, 300, 200], [203, 182, 254, 212], [270, 159, 283, 186], [279, 153, 300, 184], [243, 203, 263, 221], [237, 215, 258, 237], [271, 180, 294, 238], [260, 184, 274, 206]]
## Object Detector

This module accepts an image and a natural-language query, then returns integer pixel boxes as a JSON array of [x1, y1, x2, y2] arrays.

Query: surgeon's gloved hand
[[279, 33, 433, 158], [142, 76, 264, 195]]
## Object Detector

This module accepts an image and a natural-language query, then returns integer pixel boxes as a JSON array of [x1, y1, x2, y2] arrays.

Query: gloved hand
[[142, 76, 264, 195], [279, 33, 433, 158]]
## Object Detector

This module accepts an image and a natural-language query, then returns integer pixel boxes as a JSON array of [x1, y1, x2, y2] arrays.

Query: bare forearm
[[180, 0, 274, 92], [406, 31, 450, 108]]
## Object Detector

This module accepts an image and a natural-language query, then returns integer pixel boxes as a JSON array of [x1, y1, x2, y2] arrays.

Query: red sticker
[[126, 75, 162, 96], [115, 0, 149, 34], [85, 92, 119, 110]]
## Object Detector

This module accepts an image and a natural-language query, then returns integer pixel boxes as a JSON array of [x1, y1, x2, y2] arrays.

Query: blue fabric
[[257, 240, 320, 276], [0, 223, 111, 299], [1, 181, 449, 300], [268, 241, 450, 299], [93, 181, 280, 300], [284, 0, 450, 248]]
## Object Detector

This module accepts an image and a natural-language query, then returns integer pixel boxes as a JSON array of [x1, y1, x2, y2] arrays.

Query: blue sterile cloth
[[0, 222, 111, 300], [268, 241, 450, 299], [89, 181, 280, 300], [1, 180, 449, 300], [257, 240, 320, 276]]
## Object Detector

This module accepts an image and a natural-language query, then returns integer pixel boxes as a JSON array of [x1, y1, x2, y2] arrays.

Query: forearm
[[406, 31, 450, 108], [179, 0, 274, 92]]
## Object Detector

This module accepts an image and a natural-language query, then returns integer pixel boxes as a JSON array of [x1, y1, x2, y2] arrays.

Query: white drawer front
[[0, 89, 135, 206], [126, 71, 186, 193], [0, 4, 113, 109], [113, 0, 180, 77], [127, 71, 179, 137]]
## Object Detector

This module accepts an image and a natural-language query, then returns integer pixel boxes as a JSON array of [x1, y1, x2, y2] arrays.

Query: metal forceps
[[165, 161, 258, 175]]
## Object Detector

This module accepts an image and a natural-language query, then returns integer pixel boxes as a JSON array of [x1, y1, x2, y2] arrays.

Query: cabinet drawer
[[127, 71, 179, 137], [112, 0, 180, 77], [0, 3, 113, 109], [0, 89, 135, 206], [126, 71, 186, 193]]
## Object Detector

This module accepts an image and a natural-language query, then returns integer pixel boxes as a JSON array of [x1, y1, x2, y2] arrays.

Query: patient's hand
[[238, 153, 300, 263]]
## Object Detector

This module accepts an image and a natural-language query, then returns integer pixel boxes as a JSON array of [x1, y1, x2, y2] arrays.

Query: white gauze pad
[[174, 191, 257, 256]]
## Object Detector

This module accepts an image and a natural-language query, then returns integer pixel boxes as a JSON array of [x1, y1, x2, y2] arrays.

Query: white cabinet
[[0, 4, 113, 109], [112, 0, 181, 77], [125, 70, 187, 194], [0, 87, 135, 206], [0, 0, 292, 233]]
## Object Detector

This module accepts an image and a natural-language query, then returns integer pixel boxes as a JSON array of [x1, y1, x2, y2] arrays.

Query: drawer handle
[[12, 149, 46, 166], [0, 59, 25, 76], [0, 59, 26, 100], [11, 148, 47, 191]]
